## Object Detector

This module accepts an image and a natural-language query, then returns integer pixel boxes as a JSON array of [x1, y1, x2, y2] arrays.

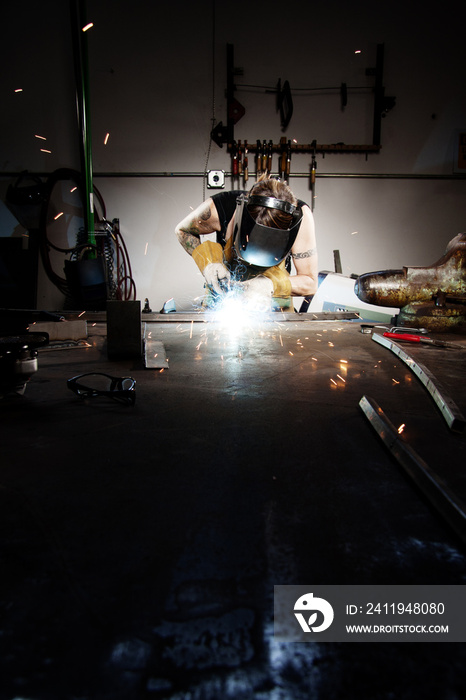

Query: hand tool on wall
[[256, 140, 262, 177], [231, 141, 239, 178], [267, 140, 273, 174], [262, 140, 268, 173], [285, 139, 291, 181], [243, 141, 249, 183], [279, 137, 287, 179], [382, 332, 465, 349]]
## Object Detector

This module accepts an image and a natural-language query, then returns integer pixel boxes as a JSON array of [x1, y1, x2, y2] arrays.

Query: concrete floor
[[1, 313, 466, 699]]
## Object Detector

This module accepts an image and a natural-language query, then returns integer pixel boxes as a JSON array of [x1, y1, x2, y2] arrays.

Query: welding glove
[[192, 241, 231, 295]]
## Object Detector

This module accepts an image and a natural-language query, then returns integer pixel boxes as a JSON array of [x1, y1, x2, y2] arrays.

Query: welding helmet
[[232, 193, 303, 268]]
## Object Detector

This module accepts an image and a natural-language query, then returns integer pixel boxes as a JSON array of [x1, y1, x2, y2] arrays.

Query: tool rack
[[211, 43, 395, 159]]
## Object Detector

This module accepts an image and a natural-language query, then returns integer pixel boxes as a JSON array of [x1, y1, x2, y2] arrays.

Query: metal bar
[[372, 43, 385, 146], [142, 311, 358, 323], [2, 172, 465, 181], [372, 332, 466, 433], [359, 395, 466, 545]]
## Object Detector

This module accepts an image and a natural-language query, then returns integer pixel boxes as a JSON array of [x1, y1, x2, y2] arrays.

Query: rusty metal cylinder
[[354, 269, 412, 307]]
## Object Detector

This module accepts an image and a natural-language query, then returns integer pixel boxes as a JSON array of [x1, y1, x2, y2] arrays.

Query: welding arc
[[359, 396, 466, 546]]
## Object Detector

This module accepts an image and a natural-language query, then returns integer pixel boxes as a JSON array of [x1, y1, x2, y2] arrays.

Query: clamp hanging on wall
[[277, 79, 293, 131]]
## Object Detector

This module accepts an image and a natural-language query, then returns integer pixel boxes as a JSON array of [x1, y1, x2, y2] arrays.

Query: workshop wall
[[0, 0, 465, 311]]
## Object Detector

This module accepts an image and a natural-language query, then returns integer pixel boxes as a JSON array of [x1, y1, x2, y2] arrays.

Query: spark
[[340, 359, 348, 364], [35, 134, 47, 140], [351, 231, 358, 235], [82, 22, 94, 31], [289, 351, 294, 356], [354, 49, 362, 54], [70, 186, 77, 193], [328, 342, 334, 347], [54, 212, 64, 220], [336, 374, 346, 382], [311, 357, 318, 361], [392, 378, 400, 384], [144, 242, 148, 255], [104, 132, 110, 145], [207, 289, 266, 338], [190, 320, 193, 339], [78, 311, 86, 317], [397, 423, 405, 434], [14, 88, 23, 93], [159, 368, 164, 373], [40, 149, 52, 154], [330, 378, 337, 386], [279, 334, 283, 346]]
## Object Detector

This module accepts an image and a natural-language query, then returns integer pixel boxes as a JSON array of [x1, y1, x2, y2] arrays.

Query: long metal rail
[[359, 395, 466, 545], [372, 332, 466, 433]]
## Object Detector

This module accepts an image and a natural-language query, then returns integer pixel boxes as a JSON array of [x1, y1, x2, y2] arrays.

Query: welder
[[175, 175, 317, 311]]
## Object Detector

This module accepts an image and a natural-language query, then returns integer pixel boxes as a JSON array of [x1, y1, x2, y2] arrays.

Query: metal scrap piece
[[143, 325, 169, 369], [359, 395, 466, 545], [372, 332, 465, 433]]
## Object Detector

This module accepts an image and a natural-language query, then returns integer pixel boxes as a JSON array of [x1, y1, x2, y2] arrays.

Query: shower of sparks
[[206, 288, 268, 338]]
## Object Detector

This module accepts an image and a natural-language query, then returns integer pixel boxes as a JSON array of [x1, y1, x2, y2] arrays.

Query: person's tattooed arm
[[291, 247, 317, 259], [175, 201, 220, 255]]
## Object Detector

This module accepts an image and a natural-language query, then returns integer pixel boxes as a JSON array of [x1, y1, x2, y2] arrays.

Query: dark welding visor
[[233, 194, 303, 268]]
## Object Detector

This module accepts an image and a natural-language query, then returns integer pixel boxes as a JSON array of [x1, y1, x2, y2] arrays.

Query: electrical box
[[207, 170, 225, 189]]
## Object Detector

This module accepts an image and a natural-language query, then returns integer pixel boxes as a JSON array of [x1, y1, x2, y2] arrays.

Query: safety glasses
[[67, 372, 136, 405]]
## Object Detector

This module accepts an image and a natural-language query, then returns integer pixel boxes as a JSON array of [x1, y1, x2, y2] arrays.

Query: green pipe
[[70, 0, 95, 252]]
